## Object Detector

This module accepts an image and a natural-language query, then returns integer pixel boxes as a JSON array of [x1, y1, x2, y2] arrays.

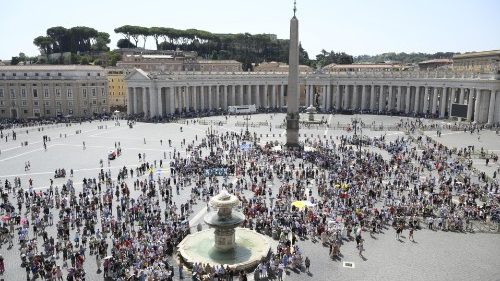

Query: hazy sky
[[1, 0, 499, 60]]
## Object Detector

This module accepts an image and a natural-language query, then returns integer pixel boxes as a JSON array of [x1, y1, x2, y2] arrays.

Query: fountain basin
[[178, 227, 271, 271]]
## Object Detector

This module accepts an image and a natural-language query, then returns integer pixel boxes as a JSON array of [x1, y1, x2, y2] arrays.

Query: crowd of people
[[0, 115, 498, 281]]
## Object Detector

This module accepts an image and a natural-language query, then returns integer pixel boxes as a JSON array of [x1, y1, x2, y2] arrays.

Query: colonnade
[[128, 84, 287, 116], [126, 71, 500, 124], [304, 84, 499, 124]]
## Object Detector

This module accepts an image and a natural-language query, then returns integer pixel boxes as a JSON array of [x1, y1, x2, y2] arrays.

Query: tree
[[92, 32, 111, 51], [33, 36, 54, 54], [149, 27, 163, 50], [19, 53, 27, 63], [10, 57, 20, 65], [117, 38, 135, 48]]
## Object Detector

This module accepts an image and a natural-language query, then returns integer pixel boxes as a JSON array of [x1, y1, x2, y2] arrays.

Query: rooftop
[[418, 59, 453, 64], [0, 65, 105, 71], [453, 50, 500, 59]]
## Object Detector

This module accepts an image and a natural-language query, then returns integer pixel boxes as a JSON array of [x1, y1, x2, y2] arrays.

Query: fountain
[[178, 190, 271, 271]]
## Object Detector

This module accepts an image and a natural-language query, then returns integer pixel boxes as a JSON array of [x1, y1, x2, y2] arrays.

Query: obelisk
[[286, 1, 300, 148]]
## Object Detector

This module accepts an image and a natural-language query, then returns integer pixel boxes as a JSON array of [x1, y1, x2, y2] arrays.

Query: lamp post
[[244, 113, 251, 140]]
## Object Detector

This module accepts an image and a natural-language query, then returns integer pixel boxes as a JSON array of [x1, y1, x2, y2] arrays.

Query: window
[[83, 101, 88, 106], [33, 108, 40, 117], [11, 101, 16, 107], [82, 88, 87, 98], [102, 99, 106, 104], [44, 101, 50, 106], [67, 89, 73, 98], [45, 109, 51, 114], [24, 73, 27, 77], [56, 88, 61, 98], [87, 73, 90, 76], [0, 89, 3, 98], [21, 88, 26, 98], [13, 73, 16, 76], [58, 73, 61, 76], [67, 101, 73, 107], [101, 88, 105, 96], [35, 73, 39, 77], [23, 109, 28, 114], [92, 100, 97, 105], [33, 88, 38, 98], [0, 101, 4, 106], [91, 88, 96, 97], [56, 108, 61, 115], [56, 101, 61, 107], [21, 101, 27, 106], [111, 79, 114, 82], [44, 89, 49, 98], [46, 73, 50, 77], [33, 101, 39, 107], [97, 73, 101, 76], [68, 109, 73, 114], [10, 89, 15, 99]]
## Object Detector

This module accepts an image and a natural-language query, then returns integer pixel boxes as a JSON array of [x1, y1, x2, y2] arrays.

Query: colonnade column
[[466, 89, 474, 121], [448, 88, 455, 118], [336, 85, 341, 110], [387, 86, 394, 111], [280, 85, 285, 108], [440, 87, 447, 118], [223, 85, 228, 109], [208, 86, 212, 110], [192, 86, 198, 111], [352, 85, 358, 110], [459, 88, 465, 104], [142, 87, 148, 115], [360, 85, 366, 111], [405, 86, 411, 114], [255, 85, 260, 108], [474, 89, 481, 122], [396, 86, 402, 112], [158, 88, 164, 117], [231, 85, 236, 107], [370, 85, 376, 111], [422, 87, 430, 115], [149, 87, 158, 117], [488, 90, 497, 125], [378, 85, 385, 112], [432, 87, 438, 115], [169, 87, 175, 114], [200, 86, 205, 110], [324, 85, 329, 110], [414, 87, 420, 114], [185, 86, 191, 112], [127, 88, 133, 115]]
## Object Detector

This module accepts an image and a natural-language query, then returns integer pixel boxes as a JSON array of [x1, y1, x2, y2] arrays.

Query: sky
[[1, 0, 499, 61]]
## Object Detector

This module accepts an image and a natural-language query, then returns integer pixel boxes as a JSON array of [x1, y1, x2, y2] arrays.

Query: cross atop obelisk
[[286, 0, 301, 148]]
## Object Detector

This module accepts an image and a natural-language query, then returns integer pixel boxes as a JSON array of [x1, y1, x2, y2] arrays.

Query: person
[[409, 226, 414, 242], [358, 239, 364, 256], [0, 254, 4, 275], [304, 256, 311, 273]]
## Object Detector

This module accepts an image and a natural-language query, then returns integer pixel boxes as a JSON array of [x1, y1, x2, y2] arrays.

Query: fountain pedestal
[[214, 228, 236, 251]]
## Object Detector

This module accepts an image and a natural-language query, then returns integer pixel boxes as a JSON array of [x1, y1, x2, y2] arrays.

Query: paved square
[[0, 114, 499, 281]]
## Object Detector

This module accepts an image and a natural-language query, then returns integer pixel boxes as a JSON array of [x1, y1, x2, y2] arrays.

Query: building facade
[[116, 49, 242, 72], [453, 50, 500, 73], [0, 65, 108, 119], [125, 69, 500, 125], [106, 68, 127, 110]]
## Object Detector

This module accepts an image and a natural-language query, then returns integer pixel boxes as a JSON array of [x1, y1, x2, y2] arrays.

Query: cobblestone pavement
[[0, 114, 499, 281]]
